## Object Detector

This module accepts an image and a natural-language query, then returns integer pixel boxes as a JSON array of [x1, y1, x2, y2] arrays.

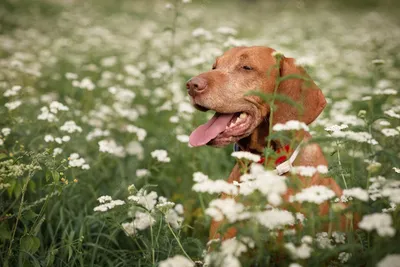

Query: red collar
[[258, 144, 292, 166]]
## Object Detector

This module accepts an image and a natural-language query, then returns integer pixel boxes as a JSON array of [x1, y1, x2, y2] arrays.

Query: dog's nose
[[186, 77, 207, 96]]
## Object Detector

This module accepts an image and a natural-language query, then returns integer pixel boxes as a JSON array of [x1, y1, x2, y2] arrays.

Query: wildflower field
[[1, 0, 400, 266]]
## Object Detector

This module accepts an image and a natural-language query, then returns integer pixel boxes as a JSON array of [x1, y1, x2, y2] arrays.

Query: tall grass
[[0, 0, 399, 266]]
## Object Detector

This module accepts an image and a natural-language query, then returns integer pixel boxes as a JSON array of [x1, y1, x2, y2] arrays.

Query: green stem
[[166, 223, 193, 262], [149, 218, 155, 266], [265, 58, 283, 164], [5, 173, 33, 266], [336, 140, 348, 189]]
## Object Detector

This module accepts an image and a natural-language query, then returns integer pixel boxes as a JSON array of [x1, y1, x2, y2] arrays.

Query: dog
[[186, 46, 348, 240]]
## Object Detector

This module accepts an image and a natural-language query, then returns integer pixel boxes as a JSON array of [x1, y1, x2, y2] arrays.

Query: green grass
[[0, 0, 399, 266]]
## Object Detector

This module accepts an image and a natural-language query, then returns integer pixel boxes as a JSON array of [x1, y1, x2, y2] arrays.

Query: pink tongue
[[189, 113, 235, 147]]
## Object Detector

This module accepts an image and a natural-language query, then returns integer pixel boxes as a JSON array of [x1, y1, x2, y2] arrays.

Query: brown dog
[[187, 46, 347, 240]]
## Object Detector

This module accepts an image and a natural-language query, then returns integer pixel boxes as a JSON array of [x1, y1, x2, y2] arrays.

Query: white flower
[[285, 242, 312, 259], [133, 211, 155, 230], [315, 232, 333, 249], [82, 164, 90, 170], [159, 255, 194, 267], [93, 199, 125, 212], [393, 167, 400, 173], [169, 116, 179, 123], [65, 72, 78, 80], [385, 109, 400, 119], [301, 235, 313, 244], [68, 153, 89, 170], [44, 135, 54, 142], [374, 88, 397, 95], [377, 254, 400, 267], [126, 141, 144, 159], [110, 87, 136, 103], [73, 77, 95, 90], [174, 204, 184, 215], [128, 190, 158, 210], [221, 238, 248, 256], [343, 187, 369, 201], [165, 2, 173, 9], [60, 121, 82, 133], [165, 209, 183, 229], [193, 178, 238, 195], [192, 28, 212, 39], [216, 26, 237, 35], [205, 199, 248, 223], [381, 180, 400, 204], [38, 107, 57, 122], [273, 120, 309, 132], [151, 149, 170, 163], [361, 96, 372, 101], [5, 100, 22, 110], [290, 165, 328, 177], [296, 213, 306, 223], [381, 128, 399, 137], [325, 124, 348, 132], [193, 172, 209, 183], [1, 128, 11, 136], [290, 185, 336, 204], [49, 101, 69, 113], [256, 209, 295, 229], [332, 232, 346, 244], [62, 135, 70, 142], [53, 147, 63, 156], [372, 59, 385, 65], [101, 56, 117, 67], [176, 134, 189, 143], [358, 213, 396, 237], [97, 195, 112, 203], [98, 139, 126, 157], [178, 102, 195, 114], [289, 264, 303, 267], [86, 128, 110, 141], [121, 222, 136, 236], [238, 165, 287, 205], [136, 169, 150, 177], [231, 151, 261, 162], [331, 130, 378, 145], [338, 252, 352, 263], [3, 85, 22, 97]]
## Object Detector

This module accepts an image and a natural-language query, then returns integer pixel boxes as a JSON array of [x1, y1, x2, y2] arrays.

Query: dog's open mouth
[[189, 112, 252, 147]]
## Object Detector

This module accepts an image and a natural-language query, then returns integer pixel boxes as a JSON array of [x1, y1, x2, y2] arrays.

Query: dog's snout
[[186, 77, 207, 96]]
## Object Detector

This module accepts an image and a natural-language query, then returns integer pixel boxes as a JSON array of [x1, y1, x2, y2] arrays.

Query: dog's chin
[[207, 114, 261, 147]]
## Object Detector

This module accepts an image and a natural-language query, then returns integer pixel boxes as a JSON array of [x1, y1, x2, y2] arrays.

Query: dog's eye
[[212, 65, 216, 70], [242, 66, 253, 70]]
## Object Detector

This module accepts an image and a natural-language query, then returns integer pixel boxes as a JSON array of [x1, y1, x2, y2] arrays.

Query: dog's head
[[187, 46, 326, 148]]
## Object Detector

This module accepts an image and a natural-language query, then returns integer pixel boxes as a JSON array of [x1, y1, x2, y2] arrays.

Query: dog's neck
[[237, 119, 305, 154]]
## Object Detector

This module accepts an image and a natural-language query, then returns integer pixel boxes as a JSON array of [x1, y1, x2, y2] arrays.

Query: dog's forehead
[[216, 46, 275, 67]]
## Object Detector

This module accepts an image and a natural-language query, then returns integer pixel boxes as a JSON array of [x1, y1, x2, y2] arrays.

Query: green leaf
[[0, 223, 11, 240], [20, 235, 40, 254], [23, 209, 38, 221], [45, 170, 51, 182], [51, 171, 60, 182]]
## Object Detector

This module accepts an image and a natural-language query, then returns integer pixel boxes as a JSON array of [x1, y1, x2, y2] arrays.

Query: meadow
[[0, 0, 400, 266]]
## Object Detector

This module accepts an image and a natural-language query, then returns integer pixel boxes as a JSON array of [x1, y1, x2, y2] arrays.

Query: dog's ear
[[272, 56, 326, 125]]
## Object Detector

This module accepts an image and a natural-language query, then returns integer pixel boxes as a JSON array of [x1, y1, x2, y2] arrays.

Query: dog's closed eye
[[242, 65, 253, 70]]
